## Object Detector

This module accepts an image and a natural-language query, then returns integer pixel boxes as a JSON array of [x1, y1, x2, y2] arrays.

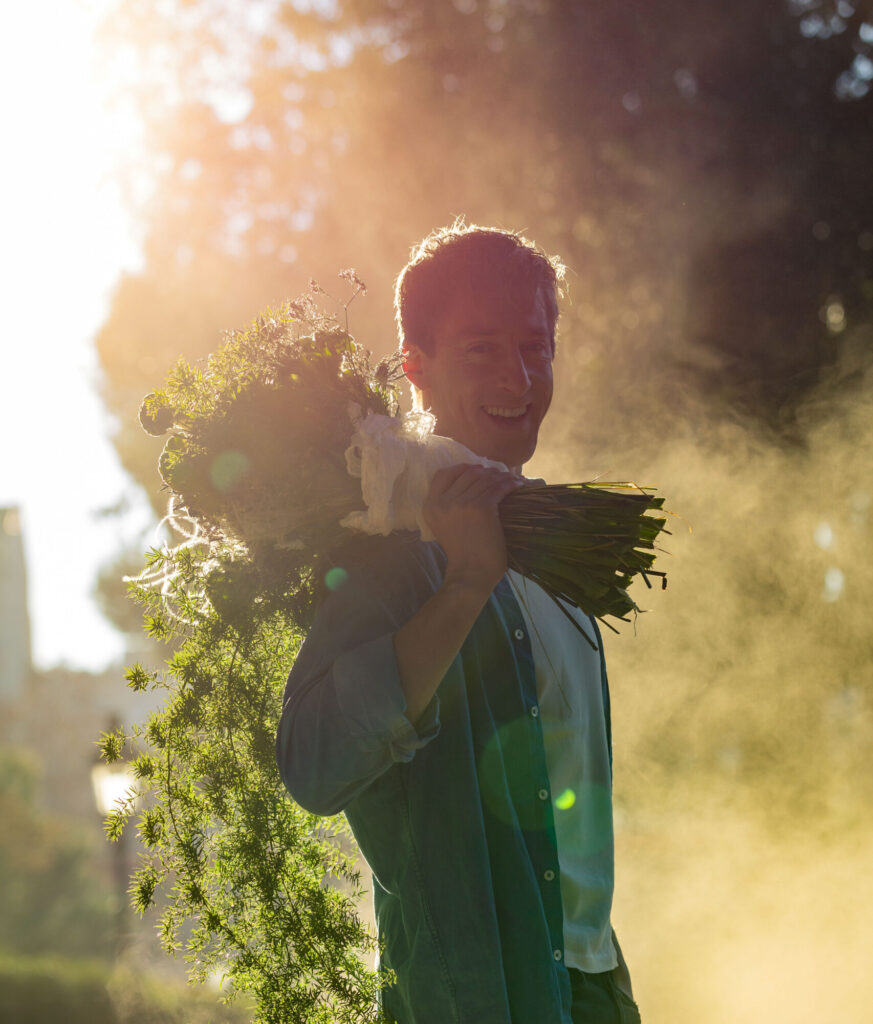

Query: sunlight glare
[[0, 0, 150, 670], [822, 567, 845, 602], [813, 521, 834, 549]]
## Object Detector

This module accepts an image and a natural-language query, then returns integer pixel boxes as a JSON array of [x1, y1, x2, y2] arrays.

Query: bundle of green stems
[[500, 480, 668, 640]]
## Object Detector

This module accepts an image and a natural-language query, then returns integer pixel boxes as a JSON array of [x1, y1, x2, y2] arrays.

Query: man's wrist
[[440, 568, 499, 607]]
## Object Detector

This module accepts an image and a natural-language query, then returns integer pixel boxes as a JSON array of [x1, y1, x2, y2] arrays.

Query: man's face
[[404, 278, 554, 471]]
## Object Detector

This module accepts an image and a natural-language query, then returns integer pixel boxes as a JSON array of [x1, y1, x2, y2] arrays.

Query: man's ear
[[401, 344, 427, 391]]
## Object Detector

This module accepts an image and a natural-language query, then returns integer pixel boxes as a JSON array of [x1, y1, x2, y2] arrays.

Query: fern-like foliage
[[101, 547, 386, 1023]]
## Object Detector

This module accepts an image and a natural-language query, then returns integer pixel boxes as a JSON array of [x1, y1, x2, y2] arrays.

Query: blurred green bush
[[0, 954, 250, 1024], [0, 748, 114, 959]]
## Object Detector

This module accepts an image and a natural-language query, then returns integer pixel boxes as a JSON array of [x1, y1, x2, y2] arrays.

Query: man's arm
[[276, 464, 523, 814], [393, 464, 524, 723]]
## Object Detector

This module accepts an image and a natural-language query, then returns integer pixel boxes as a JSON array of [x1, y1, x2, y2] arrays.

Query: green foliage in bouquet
[[138, 281, 403, 625]]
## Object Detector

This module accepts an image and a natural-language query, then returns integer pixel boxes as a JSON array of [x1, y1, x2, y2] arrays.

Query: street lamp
[[91, 760, 137, 816], [91, 720, 138, 958]]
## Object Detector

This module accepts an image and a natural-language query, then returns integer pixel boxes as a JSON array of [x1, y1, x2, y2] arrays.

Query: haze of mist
[[85, 0, 873, 1019], [527, 331, 873, 1022]]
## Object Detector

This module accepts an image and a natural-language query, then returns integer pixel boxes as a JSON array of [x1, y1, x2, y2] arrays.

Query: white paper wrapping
[[340, 409, 508, 541]]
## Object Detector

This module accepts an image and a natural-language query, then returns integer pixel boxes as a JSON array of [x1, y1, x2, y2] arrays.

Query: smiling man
[[400, 265, 555, 473], [276, 223, 640, 1023]]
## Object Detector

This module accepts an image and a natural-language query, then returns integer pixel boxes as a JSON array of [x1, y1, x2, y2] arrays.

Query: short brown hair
[[394, 219, 566, 356]]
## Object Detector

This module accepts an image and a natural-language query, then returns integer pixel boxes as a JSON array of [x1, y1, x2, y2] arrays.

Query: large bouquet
[[138, 286, 668, 638]]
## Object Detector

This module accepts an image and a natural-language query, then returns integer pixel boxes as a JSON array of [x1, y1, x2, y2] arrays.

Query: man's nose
[[497, 347, 531, 395]]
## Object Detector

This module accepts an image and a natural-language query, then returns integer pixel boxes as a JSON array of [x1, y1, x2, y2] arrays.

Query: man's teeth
[[483, 406, 527, 418]]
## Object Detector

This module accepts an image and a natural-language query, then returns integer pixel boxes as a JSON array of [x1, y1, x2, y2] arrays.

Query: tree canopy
[[96, 0, 873, 518]]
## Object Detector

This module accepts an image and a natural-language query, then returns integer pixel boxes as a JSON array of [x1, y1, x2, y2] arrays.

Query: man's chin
[[482, 440, 536, 469], [443, 425, 537, 467]]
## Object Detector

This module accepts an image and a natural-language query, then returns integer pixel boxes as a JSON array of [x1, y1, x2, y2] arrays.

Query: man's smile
[[482, 404, 531, 420]]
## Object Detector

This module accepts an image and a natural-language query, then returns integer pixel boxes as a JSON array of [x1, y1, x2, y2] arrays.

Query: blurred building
[[0, 506, 183, 971], [0, 507, 32, 709], [0, 504, 152, 818]]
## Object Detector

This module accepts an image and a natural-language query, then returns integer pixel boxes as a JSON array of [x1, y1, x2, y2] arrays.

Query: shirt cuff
[[332, 632, 441, 762]]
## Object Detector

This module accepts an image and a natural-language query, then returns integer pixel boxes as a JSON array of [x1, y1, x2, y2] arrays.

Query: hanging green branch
[[98, 552, 386, 1023]]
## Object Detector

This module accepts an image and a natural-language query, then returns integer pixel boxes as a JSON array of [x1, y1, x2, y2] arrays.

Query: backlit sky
[[1, 0, 153, 671]]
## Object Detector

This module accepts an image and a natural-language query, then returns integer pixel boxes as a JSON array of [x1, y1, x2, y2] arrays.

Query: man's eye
[[525, 341, 552, 359]]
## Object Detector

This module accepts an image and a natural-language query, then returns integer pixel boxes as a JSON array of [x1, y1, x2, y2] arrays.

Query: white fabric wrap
[[340, 410, 508, 542]]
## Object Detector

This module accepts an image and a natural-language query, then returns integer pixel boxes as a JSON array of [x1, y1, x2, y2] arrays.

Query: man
[[276, 223, 641, 1023]]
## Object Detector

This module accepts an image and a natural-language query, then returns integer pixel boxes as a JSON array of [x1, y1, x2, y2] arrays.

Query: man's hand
[[393, 464, 524, 724], [423, 464, 525, 595]]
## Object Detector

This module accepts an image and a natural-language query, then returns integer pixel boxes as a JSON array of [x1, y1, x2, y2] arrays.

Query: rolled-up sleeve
[[276, 542, 442, 816], [333, 633, 440, 760]]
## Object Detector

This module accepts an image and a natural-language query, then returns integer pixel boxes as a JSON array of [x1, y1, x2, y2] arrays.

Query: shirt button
[[544, 869, 555, 881], [514, 628, 525, 640], [530, 705, 539, 718], [538, 788, 549, 801], [553, 949, 563, 961]]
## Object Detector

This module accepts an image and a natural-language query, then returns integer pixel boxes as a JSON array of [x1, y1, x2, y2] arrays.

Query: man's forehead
[[440, 279, 551, 336], [453, 320, 550, 339]]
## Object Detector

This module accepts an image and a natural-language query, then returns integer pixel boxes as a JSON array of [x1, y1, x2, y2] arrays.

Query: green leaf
[[96, 728, 124, 763], [131, 865, 161, 914], [125, 663, 155, 692]]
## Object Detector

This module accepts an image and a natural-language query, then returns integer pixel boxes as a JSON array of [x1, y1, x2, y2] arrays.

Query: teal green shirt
[[276, 533, 613, 1024]]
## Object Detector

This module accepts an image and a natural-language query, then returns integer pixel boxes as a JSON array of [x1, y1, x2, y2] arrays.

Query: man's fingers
[[451, 470, 521, 504], [430, 464, 473, 488], [458, 472, 524, 504], [430, 464, 508, 503], [428, 464, 481, 501], [445, 467, 507, 502]]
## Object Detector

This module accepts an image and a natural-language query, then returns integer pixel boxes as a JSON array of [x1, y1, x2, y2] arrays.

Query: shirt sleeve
[[276, 540, 441, 816]]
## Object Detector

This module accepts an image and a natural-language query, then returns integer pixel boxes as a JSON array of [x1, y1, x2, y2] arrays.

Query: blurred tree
[[96, 0, 873, 522], [785, 0, 873, 99], [0, 749, 114, 959]]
